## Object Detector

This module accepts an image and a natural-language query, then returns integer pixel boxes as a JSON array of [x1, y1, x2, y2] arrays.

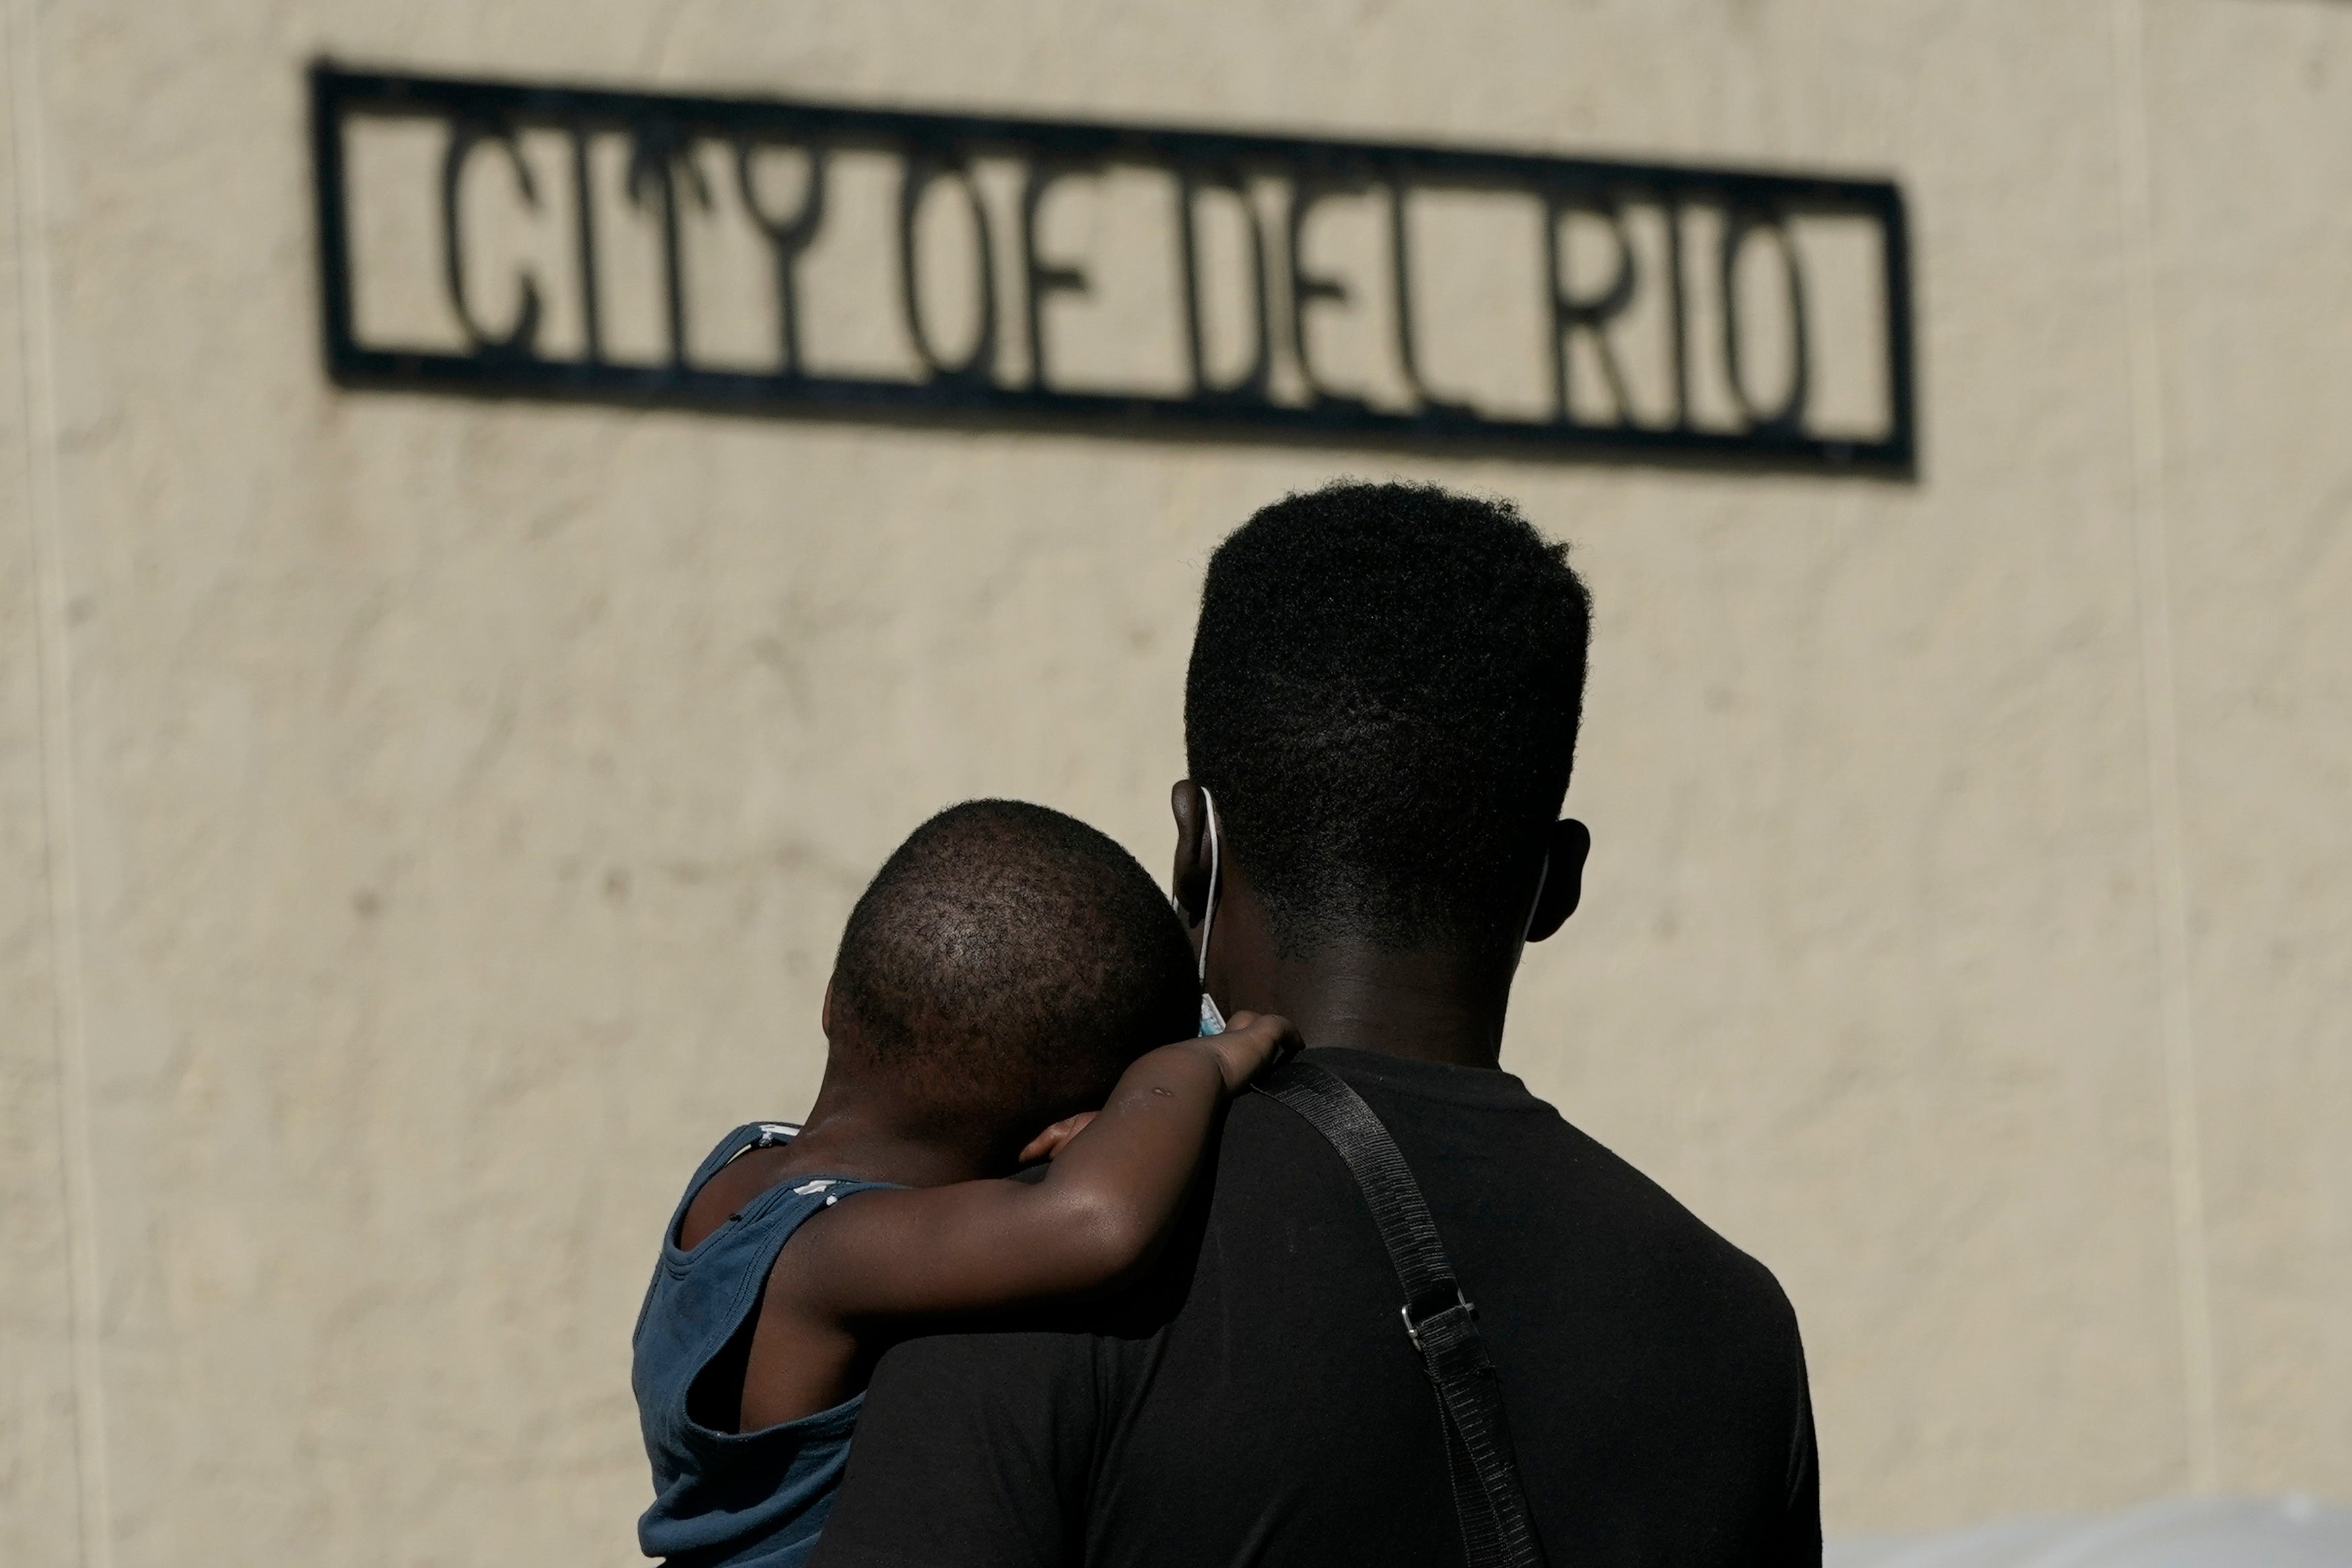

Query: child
[[633, 799, 1292, 1567]]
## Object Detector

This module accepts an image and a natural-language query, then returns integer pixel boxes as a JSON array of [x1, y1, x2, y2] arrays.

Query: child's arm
[[781, 1012, 1297, 1324]]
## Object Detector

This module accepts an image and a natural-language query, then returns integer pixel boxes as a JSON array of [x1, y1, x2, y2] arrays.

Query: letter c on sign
[[441, 120, 544, 357]]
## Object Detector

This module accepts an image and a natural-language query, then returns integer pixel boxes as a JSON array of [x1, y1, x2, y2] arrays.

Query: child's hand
[[1018, 1110, 1097, 1164], [1197, 1011, 1300, 1094]]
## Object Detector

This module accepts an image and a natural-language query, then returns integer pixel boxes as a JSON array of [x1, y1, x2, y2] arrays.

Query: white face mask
[[1181, 789, 1226, 1036]]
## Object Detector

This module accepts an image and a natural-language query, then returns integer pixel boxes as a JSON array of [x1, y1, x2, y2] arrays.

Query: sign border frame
[[311, 62, 1918, 477]]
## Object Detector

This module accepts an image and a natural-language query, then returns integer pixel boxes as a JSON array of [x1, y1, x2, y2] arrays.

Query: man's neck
[[1186, 844, 1529, 1071], [1224, 943, 1515, 1069]]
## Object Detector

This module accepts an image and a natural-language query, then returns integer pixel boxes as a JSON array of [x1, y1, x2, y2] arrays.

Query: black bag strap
[[1256, 1059, 1549, 1568]]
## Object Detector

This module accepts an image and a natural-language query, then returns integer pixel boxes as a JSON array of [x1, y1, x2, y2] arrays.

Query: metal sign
[[312, 64, 1916, 473]]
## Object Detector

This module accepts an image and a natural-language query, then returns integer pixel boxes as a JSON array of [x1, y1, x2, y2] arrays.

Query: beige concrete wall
[[2145, 0, 2352, 1497], [1, 19, 88, 1563], [1, 1, 2346, 1563]]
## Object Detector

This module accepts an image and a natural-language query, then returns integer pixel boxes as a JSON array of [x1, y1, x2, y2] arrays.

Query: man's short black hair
[[831, 799, 1198, 1127], [1185, 480, 1592, 953]]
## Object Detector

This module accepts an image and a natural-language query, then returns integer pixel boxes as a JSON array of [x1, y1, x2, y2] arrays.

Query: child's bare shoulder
[[676, 1145, 809, 1251]]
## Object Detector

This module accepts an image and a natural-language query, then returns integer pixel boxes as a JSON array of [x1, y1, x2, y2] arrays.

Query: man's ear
[[821, 978, 835, 1036], [1169, 779, 1214, 927], [1525, 818, 1591, 943]]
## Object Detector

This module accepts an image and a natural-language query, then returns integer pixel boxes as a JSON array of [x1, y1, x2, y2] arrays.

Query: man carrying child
[[635, 480, 1818, 1568], [812, 482, 1820, 1566]]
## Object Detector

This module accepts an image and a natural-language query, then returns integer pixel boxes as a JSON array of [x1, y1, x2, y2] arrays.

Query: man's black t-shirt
[[813, 1047, 1820, 1568]]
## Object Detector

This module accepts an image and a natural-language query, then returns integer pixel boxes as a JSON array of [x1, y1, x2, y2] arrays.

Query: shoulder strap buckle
[[1402, 1289, 1475, 1349]]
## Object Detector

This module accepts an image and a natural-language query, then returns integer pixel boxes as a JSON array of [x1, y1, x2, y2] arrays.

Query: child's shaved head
[[829, 800, 1200, 1136]]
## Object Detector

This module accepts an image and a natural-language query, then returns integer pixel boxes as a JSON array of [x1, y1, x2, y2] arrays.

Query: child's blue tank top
[[633, 1122, 897, 1568]]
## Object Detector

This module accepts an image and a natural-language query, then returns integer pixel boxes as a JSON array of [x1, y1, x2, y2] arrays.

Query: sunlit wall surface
[[2, 3, 2349, 1565], [1828, 1499, 2352, 1567]]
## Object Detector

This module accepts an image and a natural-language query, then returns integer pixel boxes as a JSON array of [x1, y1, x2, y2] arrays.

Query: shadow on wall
[[1827, 1499, 2352, 1567]]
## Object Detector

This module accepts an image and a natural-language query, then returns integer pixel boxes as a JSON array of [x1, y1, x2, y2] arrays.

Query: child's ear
[[1018, 1110, 1099, 1165]]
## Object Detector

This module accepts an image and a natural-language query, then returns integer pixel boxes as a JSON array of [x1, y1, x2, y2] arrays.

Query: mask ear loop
[[1522, 849, 1552, 943], [1196, 789, 1221, 985], [1195, 790, 1226, 1034]]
